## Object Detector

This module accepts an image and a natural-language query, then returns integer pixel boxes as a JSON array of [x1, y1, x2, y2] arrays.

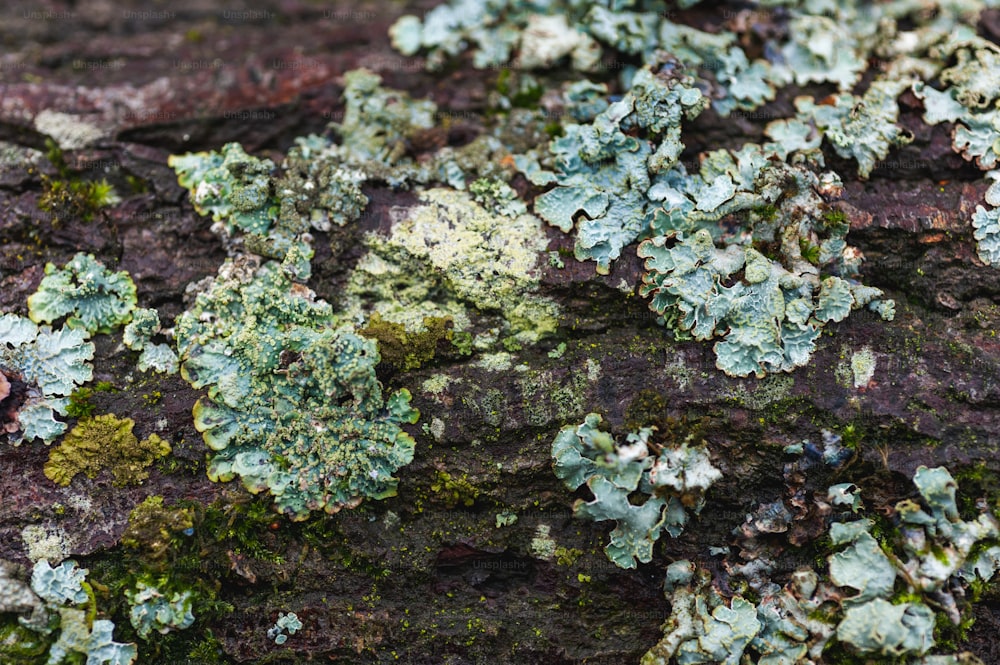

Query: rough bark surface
[[1, 2, 1000, 664]]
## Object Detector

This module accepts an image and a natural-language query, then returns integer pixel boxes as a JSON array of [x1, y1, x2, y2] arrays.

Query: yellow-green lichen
[[342, 188, 560, 346], [429, 471, 480, 508], [421, 374, 456, 399], [43, 414, 171, 487]]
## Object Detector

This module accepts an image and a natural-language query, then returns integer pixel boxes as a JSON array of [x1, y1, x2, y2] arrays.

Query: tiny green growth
[[64, 387, 98, 419], [38, 140, 120, 225], [429, 471, 480, 508], [44, 414, 171, 487]]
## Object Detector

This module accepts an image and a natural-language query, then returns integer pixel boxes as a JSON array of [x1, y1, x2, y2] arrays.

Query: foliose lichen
[[174, 252, 418, 520], [642, 466, 1000, 663], [266, 612, 302, 645], [126, 579, 195, 639], [122, 308, 178, 374], [0, 314, 94, 445], [516, 59, 708, 273], [27, 253, 137, 336], [551, 412, 721, 569]]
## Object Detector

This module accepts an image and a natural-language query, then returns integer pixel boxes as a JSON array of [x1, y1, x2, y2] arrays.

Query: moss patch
[[360, 313, 453, 371]]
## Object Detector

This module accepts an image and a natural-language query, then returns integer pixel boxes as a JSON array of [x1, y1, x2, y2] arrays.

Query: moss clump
[[430, 470, 480, 508], [63, 381, 115, 419], [121, 496, 196, 562], [0, 619, 53, 664], [360, 313, 453, 371], [44, 414, 171, 487], [38, 140, 119, 225]]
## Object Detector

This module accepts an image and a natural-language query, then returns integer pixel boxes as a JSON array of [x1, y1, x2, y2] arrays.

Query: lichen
[[342, 188, 559, 346], [643, 466, 1000, 663], [518, 59, 707, 273], [20, 525, 77, 565], [0, 314, 94, 445], [174, 254, 418, 520], [43, 414, 171, 487], [126, 579, 195, 639], [266, 612, 302, 645], [551, 412, 721, 568], [27, 253, 137, 336], [122, 308, 178, 374]]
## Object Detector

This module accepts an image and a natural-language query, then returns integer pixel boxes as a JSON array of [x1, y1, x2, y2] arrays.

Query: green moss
[[753, 204, 778, 222], [64, 387, 98, 418], [953, 462, 1000, 520], [359, 313, 453, 371], [121, 496, 196, 562], [823, 210, 848, 226], [38, 140, 119, 225], [43, 414, 171, 487], [0, 618, 53, 664], [430, 471, 481, 508]]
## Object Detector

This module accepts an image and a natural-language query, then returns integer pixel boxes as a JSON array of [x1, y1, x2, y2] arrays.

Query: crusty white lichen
[[342, 188, 559, 346]]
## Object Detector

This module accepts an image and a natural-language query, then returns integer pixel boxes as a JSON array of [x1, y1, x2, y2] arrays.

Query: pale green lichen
[[0, 314, 94, 445], [267, 612, 302, 645], [794, 78, 914, 179], [519, 60, 707, 273], [342, 188, 559, 346], [122, 308, 178, 374], [643, 466, 999, 663], [33, 111, 103, 151], [850, 346, 877, 388], [20, 525, 77, 565], [637, 151, 893, 377], [529, 524, 557, 561], [27, 253, 137, 336], [421, 374, 456, 399], [126, 580, 195, 639], [175, 254, 418, 520], [552, 413, 720, 569]]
